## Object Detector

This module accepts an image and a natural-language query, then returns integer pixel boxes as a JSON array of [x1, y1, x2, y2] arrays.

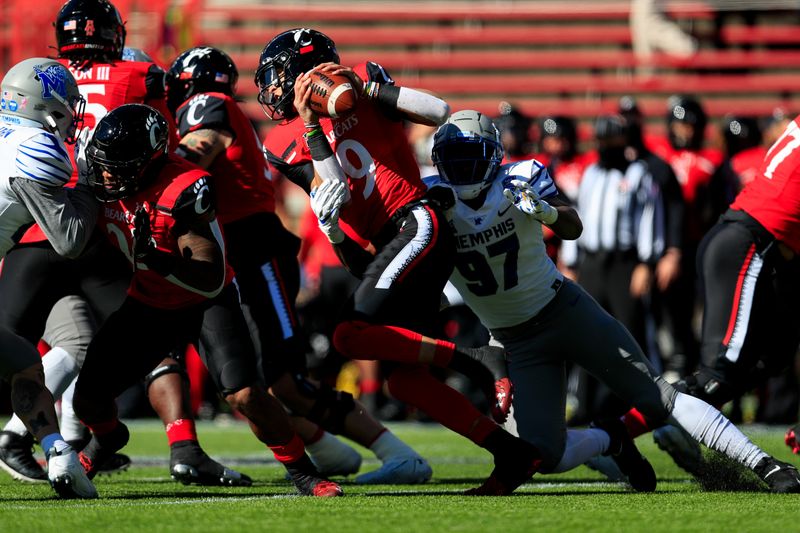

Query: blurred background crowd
[[1, 0, 798, 426]]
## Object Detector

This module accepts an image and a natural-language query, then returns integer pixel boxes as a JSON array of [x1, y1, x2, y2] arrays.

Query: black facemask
[[598, 145, 629, 171]]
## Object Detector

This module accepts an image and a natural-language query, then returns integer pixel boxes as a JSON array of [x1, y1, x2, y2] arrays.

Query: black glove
[[131, 206, 177, 276]]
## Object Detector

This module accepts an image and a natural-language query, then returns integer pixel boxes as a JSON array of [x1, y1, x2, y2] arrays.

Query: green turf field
[[0, 420, 797, 533]]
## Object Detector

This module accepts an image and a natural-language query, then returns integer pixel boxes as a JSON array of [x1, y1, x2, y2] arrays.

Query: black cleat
[[593, 418, 657, 493], [460, 345, 513, 424], [466, 435, 542, 496], [284, 454, 343, 497], [170, 441, 251, 486], [0, 431, 47, 483], [78, 422, 130, 480], [754, 456, 800, 494]]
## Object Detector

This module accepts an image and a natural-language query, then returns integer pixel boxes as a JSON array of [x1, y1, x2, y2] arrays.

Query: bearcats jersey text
[[264, 61, 424, 243], [175, 91, 275, 224], [427, 159, 563, 329], [100, 154, 233, 309]]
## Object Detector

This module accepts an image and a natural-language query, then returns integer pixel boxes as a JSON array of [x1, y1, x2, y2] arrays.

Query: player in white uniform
[[0, 57, 98, 498], [429, 110, 800, 493]]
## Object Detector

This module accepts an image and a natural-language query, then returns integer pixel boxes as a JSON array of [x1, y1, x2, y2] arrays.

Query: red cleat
[[785, 426, 800, 455], [311, 480, 344, 497]]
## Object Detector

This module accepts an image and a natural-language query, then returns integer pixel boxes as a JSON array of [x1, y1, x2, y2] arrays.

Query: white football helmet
[[432, 109, 504, 200], [0, 57, 85, 143]]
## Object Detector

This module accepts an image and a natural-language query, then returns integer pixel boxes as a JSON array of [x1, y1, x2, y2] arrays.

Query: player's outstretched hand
[[311, 179, 348, 244], [74, 126, 92, 186], [502, 178, 558, 225]]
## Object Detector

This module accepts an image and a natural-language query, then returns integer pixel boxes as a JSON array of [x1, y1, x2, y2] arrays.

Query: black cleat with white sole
[[170, 441, 252, 486]]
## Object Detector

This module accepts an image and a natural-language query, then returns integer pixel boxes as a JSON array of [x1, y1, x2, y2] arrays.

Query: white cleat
[[47, 442, 98, 499], [653, 424, 704, 476], [355, 456, 433, 485]]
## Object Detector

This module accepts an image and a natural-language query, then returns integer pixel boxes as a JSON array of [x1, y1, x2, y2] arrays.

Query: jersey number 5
[[454, 233, 520, 296]]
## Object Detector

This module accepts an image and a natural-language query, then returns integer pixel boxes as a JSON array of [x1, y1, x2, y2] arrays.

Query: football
[[307, 68, 358, 119]]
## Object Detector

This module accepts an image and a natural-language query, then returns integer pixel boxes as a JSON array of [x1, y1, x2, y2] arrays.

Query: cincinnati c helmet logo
[[33, 64, 69, 101], [294, 28, 313, 48]]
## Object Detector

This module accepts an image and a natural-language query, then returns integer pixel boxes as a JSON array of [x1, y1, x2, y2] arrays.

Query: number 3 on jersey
[[454, 233, 520, 296]]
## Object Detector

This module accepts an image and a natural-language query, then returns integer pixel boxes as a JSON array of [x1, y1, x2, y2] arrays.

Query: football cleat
[[95, 453, 132, 476], [78, 422, 130, 479], [47, 442, 98, 499], [754, 456, 800, 494], [355, 456, 433, 485], [170, 441, 251, 486], [592, 418, 656, 492], [284, 455, 343, 497], [785, 425, 800, 455], [463, 345, 514, 423], [465, 438, 542, 496], [653, 424, 705, 477], [0, 431, 47, 483]]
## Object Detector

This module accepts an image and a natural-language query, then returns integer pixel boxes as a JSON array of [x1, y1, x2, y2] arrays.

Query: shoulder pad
[[364, 62, 394, 85], [176, 94, 228, 136], [15, 132, 72, 186], [161, 175, 216, 224]]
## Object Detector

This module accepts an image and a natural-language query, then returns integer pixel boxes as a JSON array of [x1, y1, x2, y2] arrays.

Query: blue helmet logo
[[33, 64, 68, 100]]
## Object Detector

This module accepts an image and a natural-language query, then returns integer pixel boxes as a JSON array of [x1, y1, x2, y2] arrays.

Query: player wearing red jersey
[[258, 28, 541, 495], [72, 104, 341, 497], [0, 0, 246, 486], [621, 114, 800, 492], [165, 46, 430, 483]]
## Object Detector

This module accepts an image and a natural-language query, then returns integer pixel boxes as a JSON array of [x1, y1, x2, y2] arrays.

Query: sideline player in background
[[259, 28, 541, 495], [72, 104, 342, 497], [431, 110, 800, 494], [0, 57, 97, 498], [0, 0, 248, 487], [165, 45, 430, 483]]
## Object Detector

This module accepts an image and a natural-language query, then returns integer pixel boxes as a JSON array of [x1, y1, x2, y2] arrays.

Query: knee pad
[[293, 375, 355, 435], [144, 363, 188, 393]]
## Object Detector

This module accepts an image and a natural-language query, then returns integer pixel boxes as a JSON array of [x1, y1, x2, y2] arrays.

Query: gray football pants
[[492, 279, 676, 471]]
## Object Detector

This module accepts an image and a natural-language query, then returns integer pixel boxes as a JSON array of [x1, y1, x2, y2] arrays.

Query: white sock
[[549, 428, 611, 473], [59, 378, 84, 442], [369, 430, 418, 462], [4, 347, 79, 437], [306, 431, 361, 472], [668, 392, 767, 469]]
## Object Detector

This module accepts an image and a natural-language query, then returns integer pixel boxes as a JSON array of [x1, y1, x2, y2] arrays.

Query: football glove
[[73, 126, 92, 186], [132, 206, 156, 260], [502, 178, 558, 225], [310, 179, 347, 244]]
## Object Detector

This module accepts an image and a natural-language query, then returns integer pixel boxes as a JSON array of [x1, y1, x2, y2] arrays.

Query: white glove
[[502, 178, 558, 225], [73, 126, 92, 186], [310, 179, 348, 244]]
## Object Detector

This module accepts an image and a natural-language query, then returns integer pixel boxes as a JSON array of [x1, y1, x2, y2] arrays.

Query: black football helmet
[[165, 46, 239, 114], [87, 103, 169, 202], [55, 0, 126, 62], [722, 115, 762, 157], [539, 115, 577, 159], [254, 28, 340, 120], [667, 95, 707, 151]]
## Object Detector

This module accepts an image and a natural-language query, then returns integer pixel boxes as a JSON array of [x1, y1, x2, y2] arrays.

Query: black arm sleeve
[[332, 238, 374, 280], [176, 94, 230, 136], [265, 147, 315, 194], [159, 175, 217, 232]]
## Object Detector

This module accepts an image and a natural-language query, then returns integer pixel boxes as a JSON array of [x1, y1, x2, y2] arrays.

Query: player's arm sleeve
[[155, 177, 226, 297], [363, 62, 450, 127], [174, 96, 233, 168], [10, 133, 98, 258], [11, 179, 98, 259], [332, 237, 374, 279], [265, 146, 315, 194]]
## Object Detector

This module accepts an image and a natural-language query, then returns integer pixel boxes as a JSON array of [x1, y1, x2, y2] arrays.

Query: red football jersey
[[100, 154, 234, 309], [175, 92, 275, 225], [731, 116, 800, 254], [21, 58, 176, 244], [264, 62, 425, 242], [730, 145, 767, 189]]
